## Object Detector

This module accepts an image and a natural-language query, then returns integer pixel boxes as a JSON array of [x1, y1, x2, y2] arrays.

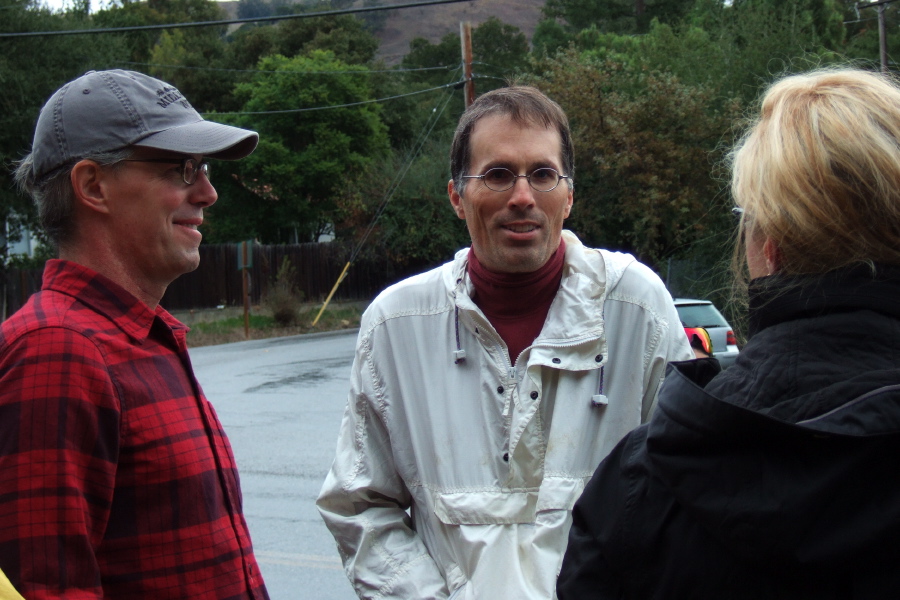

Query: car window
[[676, 304, 729, 328]]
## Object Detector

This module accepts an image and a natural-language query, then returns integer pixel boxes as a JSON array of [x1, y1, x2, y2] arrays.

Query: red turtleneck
[[467, 240, 566, 365]]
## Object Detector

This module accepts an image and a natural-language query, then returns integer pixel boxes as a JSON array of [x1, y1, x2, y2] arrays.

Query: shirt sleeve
[[316, 333, 450, 600], [0, 327, 120, 600]]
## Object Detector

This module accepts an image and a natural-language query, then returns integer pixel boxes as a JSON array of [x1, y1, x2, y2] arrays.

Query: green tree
[[561, 1, 846, 105], [543, 0, 695, 34], [840, 0, 900, 66], [227, 14, 379, 70], [529, 49, 741, 268], [532, 18, 573, 57], [205, 50, 390, 244], [358, 0, 388, 35], [149, 29, 233, 112], [197, 13, 381, 112], [94, 0, 234, 112], [683, 0, 845, 100], [237, 0, 272, 20], [93, 0, 228, 63], [397, 18, 531, 147], [402, 17, 528, 89], [335, 136, 468, 270], [0, 0, 130, 257]]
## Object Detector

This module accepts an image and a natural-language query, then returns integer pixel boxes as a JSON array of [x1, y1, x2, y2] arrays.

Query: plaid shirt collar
[[41, 259, 186, 344]]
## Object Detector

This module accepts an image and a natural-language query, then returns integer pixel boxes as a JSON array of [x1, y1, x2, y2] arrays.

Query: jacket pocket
[[433, 490, 538, 525]]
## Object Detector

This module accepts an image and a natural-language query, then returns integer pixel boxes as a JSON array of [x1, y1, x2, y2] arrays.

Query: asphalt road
[[190, 329, 361, 600]]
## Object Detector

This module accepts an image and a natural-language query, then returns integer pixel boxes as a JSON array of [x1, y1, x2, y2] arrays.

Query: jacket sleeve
[[641, 291, 694, 421], [557, 430, 641, 600], [316, 332, 450, 600], [0, 328, 119, 600]]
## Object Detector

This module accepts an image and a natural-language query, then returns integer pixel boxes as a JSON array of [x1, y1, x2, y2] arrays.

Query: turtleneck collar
[[467, 240, 566, 363]]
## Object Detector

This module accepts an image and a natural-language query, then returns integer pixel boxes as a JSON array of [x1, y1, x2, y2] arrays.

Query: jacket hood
[[646, 354, 900, 568], [446, 231, 635, 344], [644, 264, 900, 569]]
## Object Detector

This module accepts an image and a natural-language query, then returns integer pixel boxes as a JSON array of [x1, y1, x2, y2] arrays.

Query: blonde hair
[[730, 68, 900, 276]]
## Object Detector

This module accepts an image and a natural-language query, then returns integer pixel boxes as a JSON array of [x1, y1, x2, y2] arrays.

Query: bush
[[265, 257, 304, 326]]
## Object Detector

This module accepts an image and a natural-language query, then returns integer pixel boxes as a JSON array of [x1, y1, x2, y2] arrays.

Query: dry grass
[[171, 302, 364, 348]]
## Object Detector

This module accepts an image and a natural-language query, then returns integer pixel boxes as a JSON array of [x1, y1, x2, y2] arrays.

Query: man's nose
[[190, 171, 218, 207], [507, 176, 535, 209]]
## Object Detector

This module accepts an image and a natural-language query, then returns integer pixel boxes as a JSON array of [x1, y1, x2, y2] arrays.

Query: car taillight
[[727, 330, 737, 346]]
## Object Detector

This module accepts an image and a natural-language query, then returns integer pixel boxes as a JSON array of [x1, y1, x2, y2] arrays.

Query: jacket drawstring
[[591, 366, 608, 407], [454, 287, 466, 363]]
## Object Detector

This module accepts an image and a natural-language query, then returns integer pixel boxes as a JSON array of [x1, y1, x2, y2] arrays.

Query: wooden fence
[[2, 241, 421, 317]]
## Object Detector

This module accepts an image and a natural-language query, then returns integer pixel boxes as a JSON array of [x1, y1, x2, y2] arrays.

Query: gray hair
[[13, 148, 133, 248]]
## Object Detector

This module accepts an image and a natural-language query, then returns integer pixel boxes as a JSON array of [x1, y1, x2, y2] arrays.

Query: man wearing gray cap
[[0, 70, 268, 600]]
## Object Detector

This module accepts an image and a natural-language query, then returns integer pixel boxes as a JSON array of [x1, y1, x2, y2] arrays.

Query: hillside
[[217, 0, 546, 63], [374, 0, 546, 63]]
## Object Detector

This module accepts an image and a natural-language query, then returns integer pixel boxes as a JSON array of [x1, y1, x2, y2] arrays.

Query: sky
[[38, 0, 105, 12], [37, 0, 230, 14]]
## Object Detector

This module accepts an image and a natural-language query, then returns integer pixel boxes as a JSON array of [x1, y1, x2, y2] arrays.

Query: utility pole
[[859, 0, 897, 72], [239, 240, 252, 338], [881, 3, 889, 72], [460, 21, 475, 108]]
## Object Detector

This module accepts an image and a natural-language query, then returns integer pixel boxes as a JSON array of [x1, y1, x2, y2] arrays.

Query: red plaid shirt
[[0, 260, 269, 600]]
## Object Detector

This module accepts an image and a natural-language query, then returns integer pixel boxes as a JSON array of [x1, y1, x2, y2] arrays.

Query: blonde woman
[[558, 67, 900, 599]]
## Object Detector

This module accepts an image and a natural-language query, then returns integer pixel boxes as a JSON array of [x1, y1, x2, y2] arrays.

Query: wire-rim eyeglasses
[[122, 157, 210, 185], [462, 167, 571, 193]]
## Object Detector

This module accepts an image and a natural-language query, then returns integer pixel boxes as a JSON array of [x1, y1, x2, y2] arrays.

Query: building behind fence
[[2, 241, 421, 319]]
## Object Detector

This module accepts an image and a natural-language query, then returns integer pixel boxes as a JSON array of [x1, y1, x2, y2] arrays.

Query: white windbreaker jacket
[[317, 231, 693, 599]]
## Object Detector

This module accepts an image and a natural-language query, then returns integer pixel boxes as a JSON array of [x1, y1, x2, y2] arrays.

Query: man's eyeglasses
[[462, 167, 571, 193], [122, 157, 210, 185]]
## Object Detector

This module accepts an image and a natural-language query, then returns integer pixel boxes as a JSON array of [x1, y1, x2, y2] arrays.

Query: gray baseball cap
[[31, 69, 259, 180]]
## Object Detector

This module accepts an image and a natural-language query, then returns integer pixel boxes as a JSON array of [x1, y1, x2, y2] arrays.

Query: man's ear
[[448, 179, 465, 220], [70, 160, 112, 215]]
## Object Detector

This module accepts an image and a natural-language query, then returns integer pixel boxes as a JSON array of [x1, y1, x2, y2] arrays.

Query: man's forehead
[[469, 114, 563, 162], [471, 112, 557, 135]]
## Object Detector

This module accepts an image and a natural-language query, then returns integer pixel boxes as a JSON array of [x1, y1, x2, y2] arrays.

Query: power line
[[114, 60, 514, 78], [348, 68, 460, 264], [310, 68, 459, 324], [115, 60, 460, 75], [204, 80, 463, 116], [0, 0, 473, 38]]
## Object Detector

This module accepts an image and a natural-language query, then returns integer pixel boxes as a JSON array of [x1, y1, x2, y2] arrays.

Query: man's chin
[[177, 252, 202, 276]]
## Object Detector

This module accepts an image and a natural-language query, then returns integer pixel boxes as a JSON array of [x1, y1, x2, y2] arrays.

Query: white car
[[674, 298, 740, 369]]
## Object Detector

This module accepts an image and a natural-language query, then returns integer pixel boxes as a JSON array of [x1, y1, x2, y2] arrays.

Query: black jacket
[[557, 265, 900, 599]]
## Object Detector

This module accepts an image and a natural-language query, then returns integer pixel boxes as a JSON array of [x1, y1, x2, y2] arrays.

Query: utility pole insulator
[[460, 21, 475, 108]]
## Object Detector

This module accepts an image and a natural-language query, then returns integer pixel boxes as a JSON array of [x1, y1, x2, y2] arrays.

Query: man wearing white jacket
[[317, 86, 692, 599]]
